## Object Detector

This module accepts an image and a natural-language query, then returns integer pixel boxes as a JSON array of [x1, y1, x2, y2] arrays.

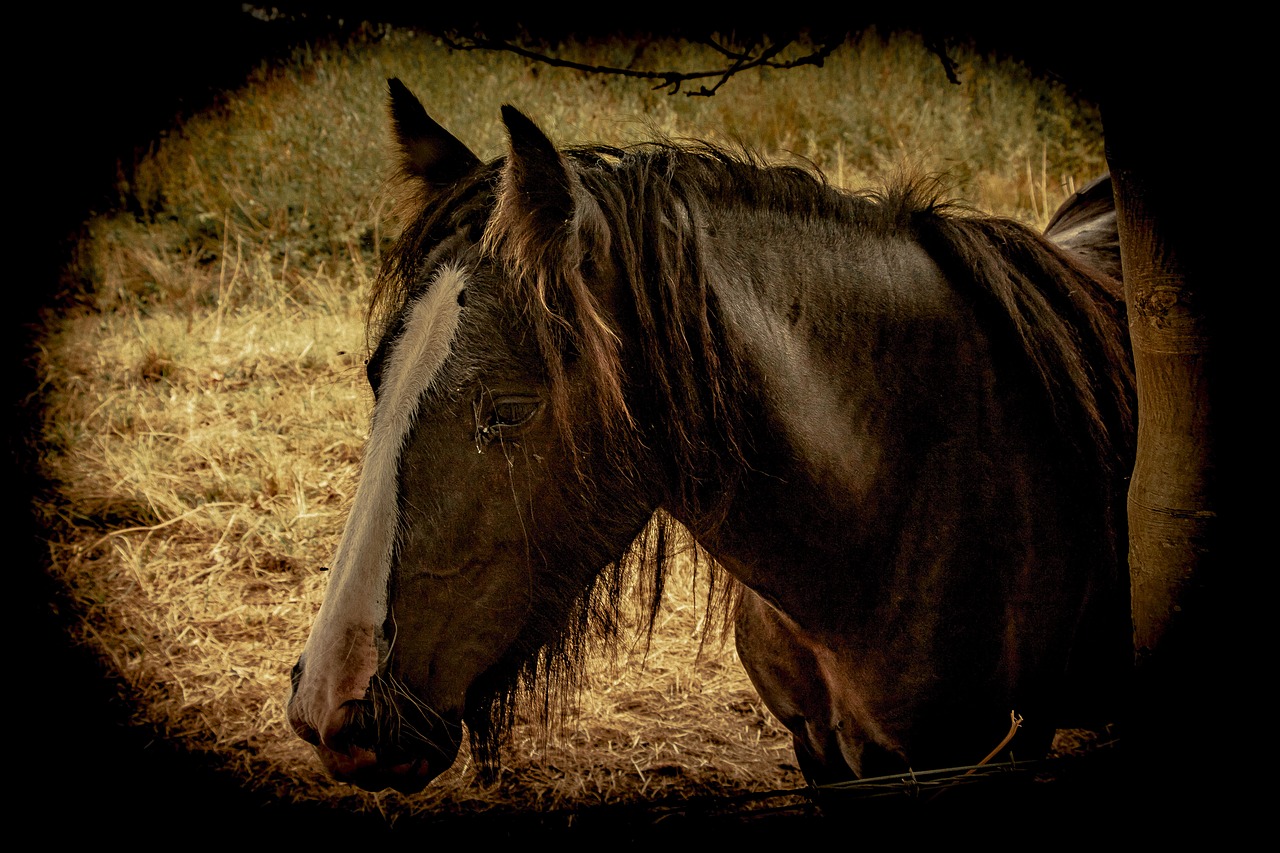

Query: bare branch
[[439, 31, 846, 96]]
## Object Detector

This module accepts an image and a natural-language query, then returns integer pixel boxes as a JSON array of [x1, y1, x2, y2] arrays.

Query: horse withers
[[287, 79, 1135, 794]]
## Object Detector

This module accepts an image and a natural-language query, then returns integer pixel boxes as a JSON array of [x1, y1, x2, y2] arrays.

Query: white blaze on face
[[296, 264, 467, 718]]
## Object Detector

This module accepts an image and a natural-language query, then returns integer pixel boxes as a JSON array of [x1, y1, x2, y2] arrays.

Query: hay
[[46, 508, 803, 822]]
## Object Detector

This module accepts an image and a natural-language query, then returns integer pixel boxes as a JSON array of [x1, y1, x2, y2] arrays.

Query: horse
[[1042, 173, 1121, 281], [287, 78, 1136, 796]]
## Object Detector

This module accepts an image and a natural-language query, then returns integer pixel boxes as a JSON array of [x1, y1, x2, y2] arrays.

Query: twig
[[439, 33, 843, 96], [81, 501, 242, 554], [925, 709, 1024, 802], [967, 709, 1024, 774]]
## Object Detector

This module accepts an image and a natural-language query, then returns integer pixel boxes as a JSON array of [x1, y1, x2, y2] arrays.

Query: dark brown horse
[[287, 78, 1135, 795], [1043, 173, 1121, 281]]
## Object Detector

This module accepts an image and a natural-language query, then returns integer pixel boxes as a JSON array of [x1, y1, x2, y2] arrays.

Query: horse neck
[[699, 207, 956, 486], [658, 208, 1037, 632]]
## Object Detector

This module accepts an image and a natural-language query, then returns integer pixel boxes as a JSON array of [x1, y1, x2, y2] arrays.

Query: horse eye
[[492, 397, 541, 427]]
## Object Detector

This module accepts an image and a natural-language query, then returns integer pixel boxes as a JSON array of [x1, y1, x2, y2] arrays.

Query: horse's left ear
[[496, 105, 578, 237], [387, 77, 480, 188]]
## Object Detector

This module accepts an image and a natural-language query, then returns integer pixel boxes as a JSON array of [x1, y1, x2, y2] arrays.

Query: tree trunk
[[1108, 147, 1218, 673], [1102, 43, 1224, 801]]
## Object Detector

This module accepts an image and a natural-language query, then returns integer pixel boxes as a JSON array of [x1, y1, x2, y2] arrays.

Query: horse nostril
[[321, 699, 376, 753], [289, 658, 304, 694], [291, 716, 321, 746], [287, 696, 321, 746]]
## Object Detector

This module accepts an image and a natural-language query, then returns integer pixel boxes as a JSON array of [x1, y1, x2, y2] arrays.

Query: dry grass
[[33, 24, 1108, 828]]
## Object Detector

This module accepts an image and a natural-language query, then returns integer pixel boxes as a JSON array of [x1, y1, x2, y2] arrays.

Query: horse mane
[[367, 160, 504, 348], [372, 137, 1135, 773]]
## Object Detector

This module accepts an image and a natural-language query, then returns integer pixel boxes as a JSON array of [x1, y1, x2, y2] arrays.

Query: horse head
[[287, 80, 657, 792]]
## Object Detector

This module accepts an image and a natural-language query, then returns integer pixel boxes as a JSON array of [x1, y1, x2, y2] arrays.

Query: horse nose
[[288, 674, 375, 754]]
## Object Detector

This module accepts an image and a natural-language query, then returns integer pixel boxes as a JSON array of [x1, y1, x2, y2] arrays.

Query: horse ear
[[497, 104, 577, 231], [387, 77, 480, 188]]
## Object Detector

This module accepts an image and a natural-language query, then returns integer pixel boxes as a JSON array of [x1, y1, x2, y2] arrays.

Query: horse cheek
[[388, 432, 548, 705]]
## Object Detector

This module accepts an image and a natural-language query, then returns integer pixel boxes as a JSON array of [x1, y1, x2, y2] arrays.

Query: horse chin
[[313, 740, 459, 794]]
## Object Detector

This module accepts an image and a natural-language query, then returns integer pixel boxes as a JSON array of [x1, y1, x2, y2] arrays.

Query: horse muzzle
[[310, 739, 455, 794], [288, 660, 463, 793]]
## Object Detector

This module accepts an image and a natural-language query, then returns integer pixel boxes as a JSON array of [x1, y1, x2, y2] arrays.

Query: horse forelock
[[482, 149, 633, 447], [370, 162, 502, 349]]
